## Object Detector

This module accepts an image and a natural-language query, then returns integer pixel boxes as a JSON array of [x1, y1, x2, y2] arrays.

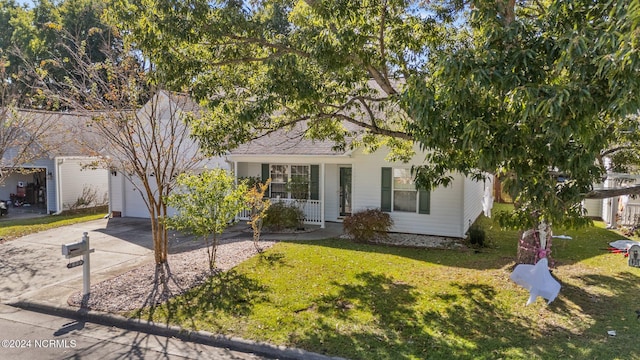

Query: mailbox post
[[62, 232, 95, 296]]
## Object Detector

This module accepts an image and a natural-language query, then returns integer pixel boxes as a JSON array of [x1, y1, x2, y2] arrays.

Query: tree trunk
[[517, 222, 554, 266], [209, 235, 219, 271], [151, 216, 168, 265]]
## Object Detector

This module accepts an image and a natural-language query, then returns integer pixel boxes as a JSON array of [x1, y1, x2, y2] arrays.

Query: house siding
[[463, 176, 488, 235], [56, 157, 108, 213], [583, 198, 603, 218], [350, 147, 468, 238]]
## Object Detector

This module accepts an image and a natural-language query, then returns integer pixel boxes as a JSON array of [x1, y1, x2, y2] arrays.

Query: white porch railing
[[237, 198, 322, 225], [619, 204, 640, 226]]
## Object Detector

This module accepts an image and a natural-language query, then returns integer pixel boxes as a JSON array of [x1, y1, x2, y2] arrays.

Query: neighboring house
[[582, 154, 640, 227], [229, 121, 489, 239], [108, 91, 229, 218], [592, 173, 640, 228], [0, 110, 109, 214]]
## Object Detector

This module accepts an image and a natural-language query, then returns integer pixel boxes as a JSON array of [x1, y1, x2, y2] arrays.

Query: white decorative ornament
[[510, 257, 561, 306]]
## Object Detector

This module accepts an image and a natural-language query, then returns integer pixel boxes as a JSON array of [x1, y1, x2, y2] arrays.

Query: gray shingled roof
[[229, 79, 406, 157], [230, 120, 362, 156], [15, 109, 105, 158]]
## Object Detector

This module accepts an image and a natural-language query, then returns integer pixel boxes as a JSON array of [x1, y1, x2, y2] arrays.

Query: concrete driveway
[[1, 217, 343, 306], [0, 218, 166, 305]]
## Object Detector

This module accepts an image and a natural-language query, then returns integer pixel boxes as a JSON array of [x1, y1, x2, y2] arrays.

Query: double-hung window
[[393, 169, 417, 212], [262, 164, 318, 200], [290, 165, 310, 200], [381, 167, 430, 214], [270, 165, 288, 198]]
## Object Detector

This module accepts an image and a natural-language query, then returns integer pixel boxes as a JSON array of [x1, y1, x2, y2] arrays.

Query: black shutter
[[261, 164, 270, 197], [310, 165, 320, 200], [418, 189, 430, 214], [381, 167, 392, 212]]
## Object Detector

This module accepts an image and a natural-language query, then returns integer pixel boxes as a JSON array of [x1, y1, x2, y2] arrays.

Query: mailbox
[[62, 240, 88, 258], [629, 245, 640, 267]]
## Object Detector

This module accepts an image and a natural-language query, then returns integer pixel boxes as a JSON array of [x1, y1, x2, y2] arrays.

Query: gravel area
[[373, 232, 466, 249], [68, 238, 276, 313], [340, 232, 466, 249]]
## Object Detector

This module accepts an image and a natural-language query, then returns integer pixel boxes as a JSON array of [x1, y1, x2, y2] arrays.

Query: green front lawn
[[0, 213, 106, 241], [132, 204, 640, 359]]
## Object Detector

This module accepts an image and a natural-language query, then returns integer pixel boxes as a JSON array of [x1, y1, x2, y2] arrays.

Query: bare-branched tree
[[0, 56, 57, 185], [38, 35, 209, 289]]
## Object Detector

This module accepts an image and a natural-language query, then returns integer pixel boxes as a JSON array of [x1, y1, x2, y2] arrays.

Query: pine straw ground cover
[[129, 204, 640, 359]]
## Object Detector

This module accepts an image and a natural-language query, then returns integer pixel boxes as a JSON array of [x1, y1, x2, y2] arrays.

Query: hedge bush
[[263, 201, 305, 231], [343, 208, 393, 242]]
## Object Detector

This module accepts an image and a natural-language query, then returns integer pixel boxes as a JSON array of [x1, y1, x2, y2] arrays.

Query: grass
[[0, 213, 106, 241], [131, 204, 640, 359]]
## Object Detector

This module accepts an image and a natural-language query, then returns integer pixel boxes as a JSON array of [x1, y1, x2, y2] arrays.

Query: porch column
[[233, 161, 239, 222], [320, 162, 325, 228], [233, 161, 238, 184]]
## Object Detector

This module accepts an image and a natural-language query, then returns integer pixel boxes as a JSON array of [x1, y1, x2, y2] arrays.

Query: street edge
[[8, 300, 347, 360]]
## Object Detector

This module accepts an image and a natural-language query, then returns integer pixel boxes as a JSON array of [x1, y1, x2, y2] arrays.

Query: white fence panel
[[619, 204, 640, 226], [237, 198, 322, 224]]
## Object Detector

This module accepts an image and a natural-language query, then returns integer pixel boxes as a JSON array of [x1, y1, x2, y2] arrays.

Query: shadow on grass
[[291, 271, 533, 359], [256, 251, 289, 267], [290, 269, 639, 360], [550, 271, 640, 323], [131, 267, 270, 332]]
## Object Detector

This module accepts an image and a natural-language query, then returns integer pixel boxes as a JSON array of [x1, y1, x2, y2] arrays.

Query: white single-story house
[[0, 110, 109, 214], [108, 91, 228, 218], [589, 173, 640, 228], [228, 122, 489, 239]]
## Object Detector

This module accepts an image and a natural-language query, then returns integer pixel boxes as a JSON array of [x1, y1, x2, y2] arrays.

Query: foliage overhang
[[105, 0, 640, 229]]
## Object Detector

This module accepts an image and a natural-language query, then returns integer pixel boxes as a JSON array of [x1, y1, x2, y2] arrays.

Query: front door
[[339, 167, 352, 216]]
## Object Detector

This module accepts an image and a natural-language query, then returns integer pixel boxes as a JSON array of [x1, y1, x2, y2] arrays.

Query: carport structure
[[0, 109, 108, 214]]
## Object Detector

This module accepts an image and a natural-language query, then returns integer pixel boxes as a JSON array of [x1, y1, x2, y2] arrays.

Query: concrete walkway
[[1, 217, 345, 360]]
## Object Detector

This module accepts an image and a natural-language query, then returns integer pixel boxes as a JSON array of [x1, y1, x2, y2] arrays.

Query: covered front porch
[[237, 198, 324, 225], [232, 160, 354, 228]]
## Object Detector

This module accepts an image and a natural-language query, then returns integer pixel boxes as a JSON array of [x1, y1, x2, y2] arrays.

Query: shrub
[[343, 208, 393, 242], [263, 201, 304, 231], [468, 225, 486, 247]]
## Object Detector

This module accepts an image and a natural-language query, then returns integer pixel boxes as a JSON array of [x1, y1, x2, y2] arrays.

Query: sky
[[15, 0, 34, 8]]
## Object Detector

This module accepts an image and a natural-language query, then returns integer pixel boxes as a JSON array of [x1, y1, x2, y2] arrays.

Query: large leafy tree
[[404, 0, 640, 227], [1, 0, 120, 107], [107, 0, 442, 151], [108, 0, 640, 229]]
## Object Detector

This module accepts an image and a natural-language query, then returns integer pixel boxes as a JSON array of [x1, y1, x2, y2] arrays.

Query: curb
[[9, 300, 347, 360]]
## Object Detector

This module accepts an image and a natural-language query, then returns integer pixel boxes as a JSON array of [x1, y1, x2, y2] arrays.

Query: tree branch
[[585, 184, 640, 199], [333, 113, 411, 140], [600, 145, 634, 158], [225, 35, 311, 59]]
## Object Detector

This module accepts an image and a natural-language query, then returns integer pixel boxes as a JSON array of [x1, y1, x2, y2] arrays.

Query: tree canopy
[[2, 0, 638, 229], [405, 0, 640, 227], [1, 0, 122, 108], [103, 0, 640, 228]]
